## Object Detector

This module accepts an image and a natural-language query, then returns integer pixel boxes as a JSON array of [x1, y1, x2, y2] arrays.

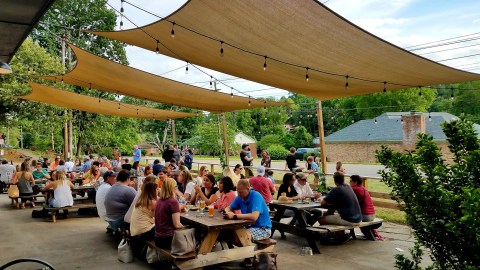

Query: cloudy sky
[[107, 0, 480, 99]]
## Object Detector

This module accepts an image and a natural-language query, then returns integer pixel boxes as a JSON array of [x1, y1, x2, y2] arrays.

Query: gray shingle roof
[[325, 112, 480, 142]]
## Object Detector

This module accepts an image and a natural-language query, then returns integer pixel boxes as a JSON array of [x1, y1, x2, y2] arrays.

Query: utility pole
[[69, 113, 73, 159], [172, 120, 177, 145], [20, 126, 23, 149]]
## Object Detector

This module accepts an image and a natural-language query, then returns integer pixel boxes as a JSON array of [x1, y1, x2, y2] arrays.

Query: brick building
[[321, 112, 480, 163]]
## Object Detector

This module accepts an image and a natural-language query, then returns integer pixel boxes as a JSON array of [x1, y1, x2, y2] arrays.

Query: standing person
[[248, 166, 276, 204], [224, 179, 272, 242], [0, 160, 16, 184], [184, 149, 193, 170], [64, 158, 74, 172], [130, 161, 144, 177], [43, 171, 74, 208], [104, 169, 137, 229], [336, 161, 346, 174], [260, 150, 271, 168], [349, 175, 375, 222], [318, 172, 362, 226], [12, 162, 35, 208], [133, 145, 142, 163], [285, 148, 304, 172], [81, 156, 91, 173], [154, 178, 184, 249], [121, 158, 132, 171], [162, 145, 174, 164], [96, 171, 117, 222], [172, 144, 181, 162], [240, 144, 254, 168]]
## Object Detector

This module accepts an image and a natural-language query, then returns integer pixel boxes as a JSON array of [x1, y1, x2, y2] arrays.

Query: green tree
[[292, 126, 313, 148], [376, 117, 480, 269], [257, 134, 282, 150]]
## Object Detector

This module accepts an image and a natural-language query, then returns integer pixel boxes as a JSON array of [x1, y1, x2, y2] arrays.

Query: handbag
[[118, 237, 134, 263], [8, 184, 19, 198], [146, 246, 171, 263], [171, 228, 196, 256], [253, 252, 278, 270]]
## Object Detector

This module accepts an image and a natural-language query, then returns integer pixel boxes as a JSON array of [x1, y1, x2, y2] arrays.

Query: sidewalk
[[0, 194, 430, 269]]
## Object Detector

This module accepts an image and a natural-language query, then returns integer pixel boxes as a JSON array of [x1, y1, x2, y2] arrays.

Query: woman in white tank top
[[44, 171, 74, 207]]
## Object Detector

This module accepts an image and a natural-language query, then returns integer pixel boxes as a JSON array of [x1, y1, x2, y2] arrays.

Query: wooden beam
[[221, 112, 229, 167], [316, 101, 327, 174], [176, 246, 255, 270], [172, 119, 177, 145], [68, 112, 73, 159]]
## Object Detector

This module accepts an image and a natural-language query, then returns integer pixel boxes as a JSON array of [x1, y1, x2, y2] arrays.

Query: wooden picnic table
[[269, 200, 328, 254], [176, 210, 256, 270]]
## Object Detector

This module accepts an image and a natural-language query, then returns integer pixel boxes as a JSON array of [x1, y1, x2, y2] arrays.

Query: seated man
[[49, 157, 60, 171], [152, 159, 164, 176], [249, 166, 276, 203], [32, 164, 50, 180], [104, 169, 137, 230], [319, 172, 362, 226], [293, 173, 320, 199], [285, 148, 304, 172], [224, 179, 272, 242], [96, 170, 117, 222]]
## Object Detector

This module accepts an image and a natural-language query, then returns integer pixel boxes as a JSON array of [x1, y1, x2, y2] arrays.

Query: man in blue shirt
[[224, 179, 272, 242], [81, 156, 91, 173], [133, 145, 141, 163]]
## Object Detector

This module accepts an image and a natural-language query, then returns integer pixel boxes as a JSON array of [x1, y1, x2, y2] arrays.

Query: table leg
[[271, 208, 286, 237], [306, 231, 321, 254], [198, 229, 220, 254]]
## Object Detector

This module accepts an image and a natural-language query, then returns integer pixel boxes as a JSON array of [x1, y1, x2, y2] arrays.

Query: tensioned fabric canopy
[[90, 0, 480, 100], [39, 44, 283, 113], [21, 82, 196, 120]]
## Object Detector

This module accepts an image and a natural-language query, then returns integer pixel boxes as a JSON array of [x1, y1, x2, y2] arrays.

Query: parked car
[[294, 147, 320, 160]]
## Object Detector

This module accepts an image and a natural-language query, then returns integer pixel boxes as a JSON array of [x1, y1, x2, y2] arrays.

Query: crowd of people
[[0, 143, 377, 252]]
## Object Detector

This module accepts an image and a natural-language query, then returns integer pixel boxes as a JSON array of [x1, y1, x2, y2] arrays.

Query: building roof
[[0, 0, 56, 62], [325, 112, 480, 143], [234, 132, 256, 144]]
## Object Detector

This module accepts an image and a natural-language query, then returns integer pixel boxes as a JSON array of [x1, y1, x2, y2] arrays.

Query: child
[[266, 170, 275, 185]]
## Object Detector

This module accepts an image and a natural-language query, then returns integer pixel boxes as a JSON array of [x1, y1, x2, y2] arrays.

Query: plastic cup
[[74, 183, 79, 188], [208, 205, 214, 217]]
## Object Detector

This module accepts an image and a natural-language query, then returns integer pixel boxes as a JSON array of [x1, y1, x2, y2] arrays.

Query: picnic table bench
[[307, 218, 383, 240], [9, 194, 46, 209], [145, 240, 197, 261], [43, 203, 96, 223]]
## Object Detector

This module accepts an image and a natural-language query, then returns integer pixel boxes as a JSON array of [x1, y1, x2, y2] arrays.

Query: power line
[[437, 53, 480, 62], [419, 43, 480, 56], [404, 32, 480, 49]]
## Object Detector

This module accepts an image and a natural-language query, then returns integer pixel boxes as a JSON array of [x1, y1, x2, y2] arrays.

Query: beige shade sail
[[21, 82, 196, 120], [38, 44, 284, 113], [89, 0, 480, 100]]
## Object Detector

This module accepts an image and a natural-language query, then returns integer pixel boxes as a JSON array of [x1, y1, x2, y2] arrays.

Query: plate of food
[[189, 206, 199, 211]]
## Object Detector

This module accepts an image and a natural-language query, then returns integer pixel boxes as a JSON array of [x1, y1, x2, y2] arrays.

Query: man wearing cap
[[249, 166, 276, 203], [240, 144, 254, 168], [96, 170, 118, 222], [81, 156, 91, 173], [294, 173, 320, 199]]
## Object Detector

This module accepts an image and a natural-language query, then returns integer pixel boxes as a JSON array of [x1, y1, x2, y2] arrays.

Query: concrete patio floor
[[0, 194, 430, 269]]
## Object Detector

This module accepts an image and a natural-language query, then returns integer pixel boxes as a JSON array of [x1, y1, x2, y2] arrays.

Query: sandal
[[31, 202, 36, 208], [20, 203, 26, 209]]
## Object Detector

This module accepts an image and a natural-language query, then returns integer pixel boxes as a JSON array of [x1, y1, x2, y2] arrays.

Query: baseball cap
[[103, 171, 118, 179], [297, 173, 307, 180], [257, 166, 265, 176]]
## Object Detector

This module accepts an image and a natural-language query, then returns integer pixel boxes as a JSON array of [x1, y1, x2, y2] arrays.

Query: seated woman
[[196, 166, 208, 186], [176, 170, 196, 202], [44, 171, 74, 208], [131, 181, 158, 241], [234, 164, 245, 180], [349, 175, 375, 222], [125, 175, 157, 224], [277, 173, 300, 200], [130, 161, 144, 177], [212, 176, 238, 212], [12, 161, 36, 208], [154, 178, 184, 249], [192, 173, 219, 205], [83, 165, 101, 186]]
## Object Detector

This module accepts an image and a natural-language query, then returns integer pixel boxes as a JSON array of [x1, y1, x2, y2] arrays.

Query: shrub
[[267, 144, 289, 160], [258, 134, 282, 150], [303, 150, 320, 161], [141, 149, 147, 156], [96, 147, 113, 158], [376, 117, 480, 269]]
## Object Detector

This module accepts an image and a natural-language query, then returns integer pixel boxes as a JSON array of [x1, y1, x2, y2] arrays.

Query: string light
[[450, 87, 454, 100], [118, 102, 121, 110], [170, 22, 175, 38], [264, 100, 267, 110], [119, 0, 124, 29], [185, 61, 189, 74], [209, 76, 213, 88], [401, 114, 404, 124], [345, 75, 349, 89], [136, 109, 139, 115], [263, 56, 267, 71], [220, 41, 224, 57], [383, 81, 387, 94], [155, 40, 159, 54], [61, 75, 64, 82], [230, 87, 233, 98], [305, 67, 309, 82], [418, 86, 422, 96], [248, 96, 251, 106]]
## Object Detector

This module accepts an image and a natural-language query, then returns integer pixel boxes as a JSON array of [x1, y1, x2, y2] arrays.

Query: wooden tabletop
[[180, 211, 254, 230], [269, 201, 325, 210]]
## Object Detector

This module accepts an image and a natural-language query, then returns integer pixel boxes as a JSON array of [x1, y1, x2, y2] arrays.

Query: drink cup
[[208, 205, 214, 217], [74, 183, 79, 188]]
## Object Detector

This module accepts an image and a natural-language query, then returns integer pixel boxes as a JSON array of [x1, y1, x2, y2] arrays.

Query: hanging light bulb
[[428, 113, 432, 121], [136, 109, 139, 115], [383, 81, 387, 94], [450, 88, 454, 100], [345, 75, 349, 89], [61, 75, 64, 82], [263, 56, 267, 71], [155, 40, 160, 54], [401, 115, 404, 124], [98, 97, 100, 103], [305, 67, 309, 82], [209, 76, 213, 88], [418, 86, 422, 96], [185, 62, 189, 74], [118, 103, 121, 110], [230, 87, 233, 98], [248, 96, 251, 106], [374, 118, 377, 125], [220, 41, 224, 57], [171, 22, 175, 38], [263, 100, 267, 110], [89, 83, 92, 90]]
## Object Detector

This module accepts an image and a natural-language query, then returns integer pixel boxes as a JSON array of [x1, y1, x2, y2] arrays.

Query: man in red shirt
[[249, 166, 276, 203], [349, 175, 375, 221]]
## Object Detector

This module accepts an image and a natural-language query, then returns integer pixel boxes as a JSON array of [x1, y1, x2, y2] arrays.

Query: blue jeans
[[108, 219, 125, 230]]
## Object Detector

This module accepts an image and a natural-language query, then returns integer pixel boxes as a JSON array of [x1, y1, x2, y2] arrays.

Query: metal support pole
[[68, 115, 73, 158], [316, 100, 327, 174]]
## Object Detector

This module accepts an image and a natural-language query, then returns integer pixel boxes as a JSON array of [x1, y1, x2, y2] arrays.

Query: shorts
[[247, 227, 271, 241], [323, 214, 360, 226]]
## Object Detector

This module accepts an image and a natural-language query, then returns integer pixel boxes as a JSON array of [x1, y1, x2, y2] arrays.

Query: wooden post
[[19, 126, 23, 149], [68, 115, 73, 158], [171, 120, 177, 145], [316, 101, 327, 174], [221, 112, 229, 167], [63, 119, 68, 160]]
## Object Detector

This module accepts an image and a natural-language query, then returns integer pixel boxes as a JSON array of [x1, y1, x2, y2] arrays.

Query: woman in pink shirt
[[349, 175, 375, 221], [212, 176, 238, 213]]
